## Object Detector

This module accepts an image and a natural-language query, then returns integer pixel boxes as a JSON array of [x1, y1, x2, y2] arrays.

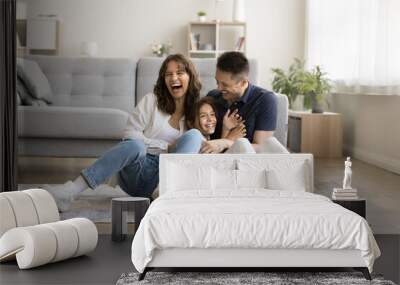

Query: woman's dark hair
[[153, 54, 201, 127], [188, 96, 217, 129], [217, 51, 249, 81]]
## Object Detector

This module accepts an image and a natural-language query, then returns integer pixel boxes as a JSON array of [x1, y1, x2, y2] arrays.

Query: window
[[306, 0, 400, 95]]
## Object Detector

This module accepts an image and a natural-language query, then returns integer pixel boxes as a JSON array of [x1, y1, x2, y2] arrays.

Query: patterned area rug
[[116, 271, 396, 285]]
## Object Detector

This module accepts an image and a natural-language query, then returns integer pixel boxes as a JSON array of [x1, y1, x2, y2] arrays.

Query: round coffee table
[[111, 197, 150, 242]]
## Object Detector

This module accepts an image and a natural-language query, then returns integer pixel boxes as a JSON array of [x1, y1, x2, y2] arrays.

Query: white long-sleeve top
[[123, 93, 186, 151]]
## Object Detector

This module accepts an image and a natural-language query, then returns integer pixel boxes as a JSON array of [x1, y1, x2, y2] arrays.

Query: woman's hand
[[222, 109, 244, 131], [226, 123, 247, 141]]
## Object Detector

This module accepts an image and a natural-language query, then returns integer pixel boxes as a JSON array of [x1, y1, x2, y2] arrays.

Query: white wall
[[329, 94, 400, 174], [21, 0, 305, 89], [18, 0, 400, 173]]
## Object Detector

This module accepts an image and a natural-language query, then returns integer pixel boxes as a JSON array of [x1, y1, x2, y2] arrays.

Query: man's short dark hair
[[217, 51, 249, 80]]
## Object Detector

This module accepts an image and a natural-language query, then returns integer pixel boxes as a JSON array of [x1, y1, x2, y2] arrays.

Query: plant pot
[[198, 16, 207, 22], [233, 0, 245, 22], [310, 93, 324, 113], [291, 95, 304, 111]]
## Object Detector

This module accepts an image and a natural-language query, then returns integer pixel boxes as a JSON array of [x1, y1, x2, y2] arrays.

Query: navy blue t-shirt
[[207, 84, 277, 143]]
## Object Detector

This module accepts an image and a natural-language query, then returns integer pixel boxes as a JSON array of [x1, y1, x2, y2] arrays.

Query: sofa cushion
[[18, 106, 129, 139], [16, 77, 32, 104], [16, 76, 46, 106], [16, 92, 21, 105], [25, 56, 136, 112], [17, 58, 53, 103]]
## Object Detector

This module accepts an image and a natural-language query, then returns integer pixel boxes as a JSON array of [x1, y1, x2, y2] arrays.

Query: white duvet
[[131, 190, 380, 273]]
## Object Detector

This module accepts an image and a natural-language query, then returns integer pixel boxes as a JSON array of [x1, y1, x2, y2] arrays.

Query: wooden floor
[[3, 156, 399, 284]]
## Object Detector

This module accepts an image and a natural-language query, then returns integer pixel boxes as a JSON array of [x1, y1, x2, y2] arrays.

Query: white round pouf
[[0, 189, 98, 269], [0, 196, 17, 236], [42, 221, 79, 262], [24, 189, 60, 223]]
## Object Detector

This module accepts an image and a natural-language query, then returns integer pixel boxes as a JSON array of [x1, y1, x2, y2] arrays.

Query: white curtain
[[306, 0, 400, 95]]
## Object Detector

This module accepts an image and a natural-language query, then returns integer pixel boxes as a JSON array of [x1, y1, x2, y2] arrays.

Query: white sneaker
[[42, 181, 76, 212]]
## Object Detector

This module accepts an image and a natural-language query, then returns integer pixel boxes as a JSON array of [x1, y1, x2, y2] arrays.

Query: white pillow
[[266, 161, 307, 191], [167, 163, 212, 192], [212, 168, 237, 191], [236, 169, 267, 189]]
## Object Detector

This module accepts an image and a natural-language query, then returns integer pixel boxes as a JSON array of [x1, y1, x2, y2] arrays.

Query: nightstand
[[288, 111, 343, 158], [332, 199, 366, 219]]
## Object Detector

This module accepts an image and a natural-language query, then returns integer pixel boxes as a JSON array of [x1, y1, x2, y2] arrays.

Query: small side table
[[332, 198, 366, 219], [111, 197, 150, 242], [288, 111, 343, 158]]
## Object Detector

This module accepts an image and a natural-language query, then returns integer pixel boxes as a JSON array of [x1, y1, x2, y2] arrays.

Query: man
[[201, 51, 277, 153]]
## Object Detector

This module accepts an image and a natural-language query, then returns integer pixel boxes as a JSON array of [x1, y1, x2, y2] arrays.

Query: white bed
[[131, 154, 380, 280]]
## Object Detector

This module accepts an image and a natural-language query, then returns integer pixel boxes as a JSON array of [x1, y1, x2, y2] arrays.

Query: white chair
[[0, 189, 98, 269]]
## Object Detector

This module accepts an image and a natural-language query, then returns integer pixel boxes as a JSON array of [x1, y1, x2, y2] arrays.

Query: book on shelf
[[332, 193, 359, 200], [235, 36, 245, 51], [189, 33, 201, 51], [333, 192, 358, 197], [333, 188, 358, 193]]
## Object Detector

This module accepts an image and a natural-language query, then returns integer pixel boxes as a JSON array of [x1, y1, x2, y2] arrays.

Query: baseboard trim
[[344, 145, 400, 175]]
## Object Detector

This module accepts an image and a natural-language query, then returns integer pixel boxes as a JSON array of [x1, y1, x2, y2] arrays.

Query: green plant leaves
[[271, 58, 332, 108]]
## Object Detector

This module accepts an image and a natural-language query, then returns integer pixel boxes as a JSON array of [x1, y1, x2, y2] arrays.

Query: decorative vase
[[291, 95, 304, 111], [232, 0, 245, 22], [81, 41, 98, 57]]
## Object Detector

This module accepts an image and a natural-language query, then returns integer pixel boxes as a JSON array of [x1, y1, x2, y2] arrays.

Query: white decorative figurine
[[342, 157, 352, 189], [332, 157, 357, 200]]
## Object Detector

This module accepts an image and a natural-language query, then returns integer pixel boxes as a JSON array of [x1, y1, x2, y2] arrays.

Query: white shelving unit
[[188, 21, 246, 58]]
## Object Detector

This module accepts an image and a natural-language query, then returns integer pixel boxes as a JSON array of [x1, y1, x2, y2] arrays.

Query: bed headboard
[[159, 154, 314, 195]]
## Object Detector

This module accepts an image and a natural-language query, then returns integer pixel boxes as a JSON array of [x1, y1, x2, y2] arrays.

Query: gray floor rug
[[19, 184, 129, 222], [116, 271, 396, 285]]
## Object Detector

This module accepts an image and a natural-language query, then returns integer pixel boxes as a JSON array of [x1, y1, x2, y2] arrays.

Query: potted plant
[[295, 65, 332, 113], [197, 11, 207, 22], [151, 42, 173, 57], [271, 59, 332, 113], [271, 58, 304, 110]]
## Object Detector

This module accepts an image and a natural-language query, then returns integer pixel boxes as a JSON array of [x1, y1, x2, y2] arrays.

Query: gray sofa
[[18, 56, 288, 158]]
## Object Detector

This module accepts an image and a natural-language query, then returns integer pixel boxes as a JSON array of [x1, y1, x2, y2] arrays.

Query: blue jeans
[[81, 129, 204, 198]]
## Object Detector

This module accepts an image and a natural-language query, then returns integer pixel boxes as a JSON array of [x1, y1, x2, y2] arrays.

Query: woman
[[45, 54, 204, 211], [190, 96, 255, 154]]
